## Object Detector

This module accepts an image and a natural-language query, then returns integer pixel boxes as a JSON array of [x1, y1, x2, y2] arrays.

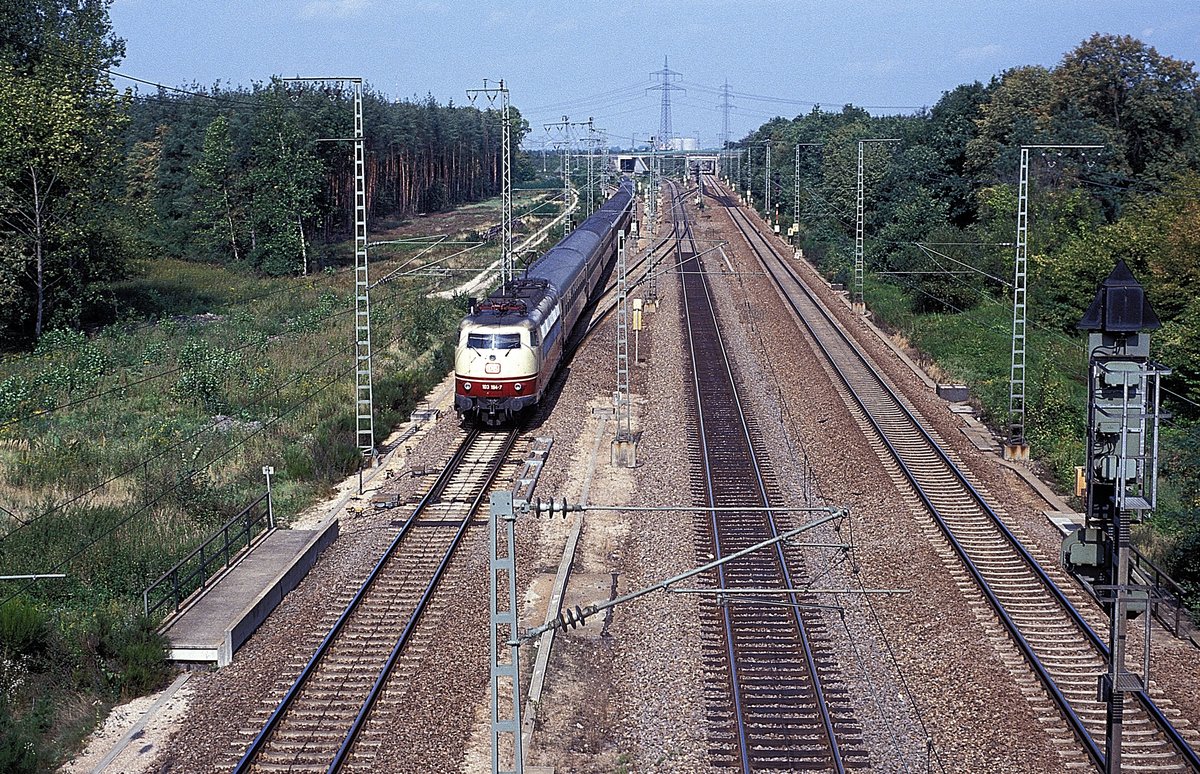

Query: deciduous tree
[[191, 116, 243, 264], [0, 0, 126, 340], [1053, 33, 1200, 183]]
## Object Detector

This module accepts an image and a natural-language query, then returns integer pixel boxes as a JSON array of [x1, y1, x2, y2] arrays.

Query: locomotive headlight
[[463, 381, 472, 391], [514, 382, 523, 392]]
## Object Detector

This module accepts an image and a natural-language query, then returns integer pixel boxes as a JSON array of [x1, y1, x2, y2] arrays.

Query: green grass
[[859, 272, 1200, 617], [862, 274, 1089, 492], [0, 195, 542, 764], [0, 256, 467, 575]]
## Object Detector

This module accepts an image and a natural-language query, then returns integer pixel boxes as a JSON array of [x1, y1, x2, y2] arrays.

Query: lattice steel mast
[[282, 76, 374, 460], [853, 138, 899, 314], [489, 492, 522, 774], [718, 80, 734, 151], [614, 231, 633, 456], [1005, 143, 1102, 460], [545, 116, 591, 235], [790, 143, 822, 244], [467, 79, 513, 287], [352, 81, 373, 459], [648, 56, 684, 151], [764, 142, 772, 214]]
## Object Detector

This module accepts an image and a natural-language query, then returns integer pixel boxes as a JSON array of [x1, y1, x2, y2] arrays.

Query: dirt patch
[[62, 675, 193, 774], [371, 193, 552, 241]]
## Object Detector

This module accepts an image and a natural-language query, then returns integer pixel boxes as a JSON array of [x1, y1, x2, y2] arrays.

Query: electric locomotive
[[454, 181, 634, 423]]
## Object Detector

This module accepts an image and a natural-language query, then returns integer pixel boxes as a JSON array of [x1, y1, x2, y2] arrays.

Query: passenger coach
[[454, 181, 634, 423]]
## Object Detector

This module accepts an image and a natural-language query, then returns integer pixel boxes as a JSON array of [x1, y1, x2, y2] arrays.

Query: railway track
[[232, 427, 519, 773], [709, 177, 1200, 772], [668, 180, 869, 772]]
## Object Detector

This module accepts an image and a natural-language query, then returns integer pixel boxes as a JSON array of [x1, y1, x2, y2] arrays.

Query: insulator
[[557, 605, 588, 630], [535, 498, 572, 518]]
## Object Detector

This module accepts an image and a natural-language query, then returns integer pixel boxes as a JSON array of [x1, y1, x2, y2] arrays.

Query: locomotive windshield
[[467, 332, 522, 350]]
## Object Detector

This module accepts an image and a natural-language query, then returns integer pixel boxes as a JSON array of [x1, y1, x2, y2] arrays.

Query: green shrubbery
[[0, 593, 170, 772], [0, 239, 475, 763], [758, 35, 1200, 605], [0, 597, 48, 658]]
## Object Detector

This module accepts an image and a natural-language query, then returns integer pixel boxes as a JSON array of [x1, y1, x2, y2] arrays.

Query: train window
[[467, 332, 522, 349], [529, 329, 540, 347]]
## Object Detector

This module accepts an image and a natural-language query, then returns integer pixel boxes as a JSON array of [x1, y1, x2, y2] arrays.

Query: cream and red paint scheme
[[454, 322, 541, 415], [454, 181, 633, 423]]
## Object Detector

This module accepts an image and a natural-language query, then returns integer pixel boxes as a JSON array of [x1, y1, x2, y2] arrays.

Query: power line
[[681, 79, 925, 112], [522, 81, 647, 114], [107, 69, 270, 110]]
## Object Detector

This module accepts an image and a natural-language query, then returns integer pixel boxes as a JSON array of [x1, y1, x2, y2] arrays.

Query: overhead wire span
[[882, 249, 1091, 355], [0, 339, 351, 546], [913, 242, 1011, 287], [372, 240, 488, 288], [106, 69, 270, 110], [866, 268, 1191, 432], [0, 230, 483, 431], [35, 47, 275, 113], [1, 350, 343, 607]]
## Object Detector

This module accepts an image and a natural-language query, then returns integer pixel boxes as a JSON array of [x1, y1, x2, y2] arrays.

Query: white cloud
[[957, 43, 1002, 62], [300, 0, 371, 19]]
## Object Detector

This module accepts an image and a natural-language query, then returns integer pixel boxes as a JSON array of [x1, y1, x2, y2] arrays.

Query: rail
[[143, 492, 272, 620], [717, 180, 1200, 771], [234, 428, 518, 772], [671, 181, 848, 772]]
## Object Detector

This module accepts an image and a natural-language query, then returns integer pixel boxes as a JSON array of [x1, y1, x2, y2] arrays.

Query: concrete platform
[[162, 518, 338, 667]]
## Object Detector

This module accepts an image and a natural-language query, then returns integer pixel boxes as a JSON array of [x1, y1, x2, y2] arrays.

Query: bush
[[0, 698, 44, 774], [173, 341, 242, 412], [282, 442, 314, 480], [310, 415, 359, 484], [1166, 518, 1200, 612], [0, 376, 31, 423], [0, 598, 48, 659], [109, 618, 169, 698]]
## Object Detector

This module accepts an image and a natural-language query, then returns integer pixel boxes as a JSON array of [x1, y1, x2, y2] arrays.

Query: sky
[[108, 0, 1200, 149]]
